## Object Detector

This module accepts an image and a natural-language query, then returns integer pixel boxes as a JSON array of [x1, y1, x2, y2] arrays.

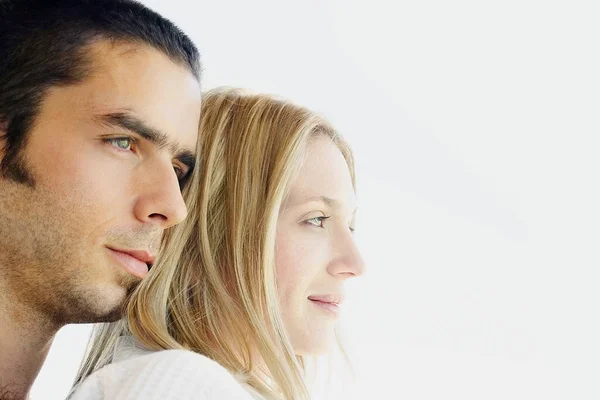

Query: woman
[[70, 88, 365, 400]]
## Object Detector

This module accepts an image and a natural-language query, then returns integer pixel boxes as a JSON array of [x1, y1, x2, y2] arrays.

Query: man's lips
[[106, 247, 155, 279]]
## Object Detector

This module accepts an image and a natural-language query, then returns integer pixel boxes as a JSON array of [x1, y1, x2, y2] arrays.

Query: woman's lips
[[308, 295, 343, 315]]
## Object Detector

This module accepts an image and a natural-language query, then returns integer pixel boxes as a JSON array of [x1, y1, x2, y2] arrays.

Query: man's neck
[[0, 280, 59, 400]]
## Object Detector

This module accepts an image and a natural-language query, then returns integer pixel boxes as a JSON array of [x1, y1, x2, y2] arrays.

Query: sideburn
[[0, 115, 36, 187]]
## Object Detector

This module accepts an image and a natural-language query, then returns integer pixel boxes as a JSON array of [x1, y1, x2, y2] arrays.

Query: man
[[0, 1, 202, 398]]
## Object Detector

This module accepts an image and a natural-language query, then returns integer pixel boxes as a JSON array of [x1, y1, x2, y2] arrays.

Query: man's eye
[[106, 137, 134, 151], [174, 166, 192, 190], [174, 165, 185, 179], [174, 166, 189, 186]]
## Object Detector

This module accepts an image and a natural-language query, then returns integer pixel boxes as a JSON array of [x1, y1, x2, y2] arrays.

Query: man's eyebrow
[[98, 112, 169, 148], [97, 112, 196, 171]]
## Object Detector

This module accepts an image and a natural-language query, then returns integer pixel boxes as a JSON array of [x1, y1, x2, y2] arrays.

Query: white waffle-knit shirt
[[69, 337, 256, 400]]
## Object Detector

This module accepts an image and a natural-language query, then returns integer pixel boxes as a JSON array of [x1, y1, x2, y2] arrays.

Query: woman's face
[[275, 135, 365, 355]]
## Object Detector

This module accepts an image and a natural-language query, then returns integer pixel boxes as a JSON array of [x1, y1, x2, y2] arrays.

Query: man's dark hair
[[0, 0, 201, 185]]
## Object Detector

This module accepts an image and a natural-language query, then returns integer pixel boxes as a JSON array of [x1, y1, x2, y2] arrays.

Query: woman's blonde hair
[[73, 87, 355, 400]]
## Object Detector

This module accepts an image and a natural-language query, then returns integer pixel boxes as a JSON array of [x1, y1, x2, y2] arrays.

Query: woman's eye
[[305, 216, 330, 228]]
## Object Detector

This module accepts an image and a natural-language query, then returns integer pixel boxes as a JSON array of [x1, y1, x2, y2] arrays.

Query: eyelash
[[103, 136, 137, 152], [103, 136, 188, 184], [305, 216, 357, 235], [305, 216, 331, 228], [173, 165, 184, 179], [174, 166, 189, 188]]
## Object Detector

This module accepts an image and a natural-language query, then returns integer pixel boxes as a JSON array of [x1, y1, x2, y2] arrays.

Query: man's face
[[0, 41, 201, 324]]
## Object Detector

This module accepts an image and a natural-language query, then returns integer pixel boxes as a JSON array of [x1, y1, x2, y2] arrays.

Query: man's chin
[[73, 300, 127, 324], [100, 307, 127, 323], [67, 280, 138, 324], [100, 281, 139, 322]]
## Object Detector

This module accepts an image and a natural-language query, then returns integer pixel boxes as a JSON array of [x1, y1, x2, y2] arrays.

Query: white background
[[32, 0, 600, 399]]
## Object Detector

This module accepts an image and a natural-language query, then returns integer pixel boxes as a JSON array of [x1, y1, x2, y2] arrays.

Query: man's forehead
[[78, 41, 201, 155], [85, 40, 153, 69]]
